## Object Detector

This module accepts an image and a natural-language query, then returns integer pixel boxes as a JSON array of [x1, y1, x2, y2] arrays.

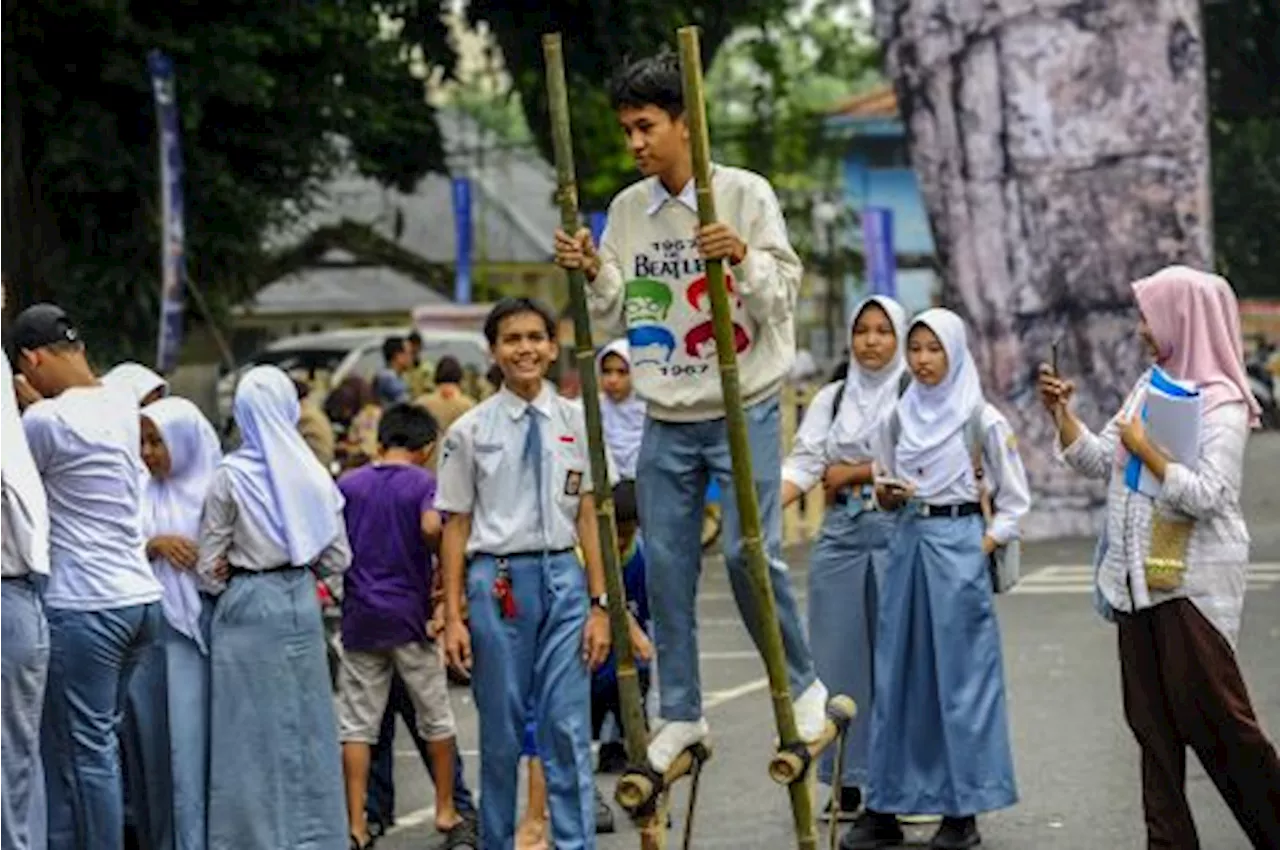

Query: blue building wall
[[833, 116, 939, 320]]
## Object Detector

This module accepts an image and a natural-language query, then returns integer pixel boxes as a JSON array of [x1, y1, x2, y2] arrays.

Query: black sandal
[[438, 818, 479, 850], [349, 834, 376, 850]]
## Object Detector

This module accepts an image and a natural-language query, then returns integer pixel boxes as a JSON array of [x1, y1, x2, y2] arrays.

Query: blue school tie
[[523, 406, 545, 541]]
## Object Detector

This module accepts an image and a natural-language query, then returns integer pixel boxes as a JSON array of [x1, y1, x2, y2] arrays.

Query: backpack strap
[[828, 380, 847, 424], [885, 373, 913, 454], [965, 405, 992, 523]]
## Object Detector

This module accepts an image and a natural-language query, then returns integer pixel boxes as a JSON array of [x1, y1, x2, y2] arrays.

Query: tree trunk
[[3, 0, 67, 311], [874, 0, 1212, 538]]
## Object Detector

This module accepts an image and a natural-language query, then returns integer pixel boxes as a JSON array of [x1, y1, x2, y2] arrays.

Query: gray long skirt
[[206, 569, 346, 850], [807, 506, 893, 788]]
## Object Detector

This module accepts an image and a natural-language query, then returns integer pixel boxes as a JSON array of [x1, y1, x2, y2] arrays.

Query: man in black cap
[[8, 303, 163, 850]]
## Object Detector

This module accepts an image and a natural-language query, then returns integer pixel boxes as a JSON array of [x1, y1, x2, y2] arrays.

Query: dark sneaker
[[596, 741, 628, 774], [840, 809, 905, 850], [595, 787, 616, 834], [438, 817, 479, 849], [928, 816, 980, 849], [824, 786, 864, 822]]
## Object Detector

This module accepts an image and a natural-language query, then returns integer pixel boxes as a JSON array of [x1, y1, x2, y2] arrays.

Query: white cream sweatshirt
[[586, 165, 802, 422]]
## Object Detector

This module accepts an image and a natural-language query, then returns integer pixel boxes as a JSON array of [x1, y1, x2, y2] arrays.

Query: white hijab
[[597, 339, 646, 479], [222, 366, 343, 565], [1, 355, 50, 575], [894, 309, 985, 499], [103, 362, 168, 404], [828, 296, 907, 461], [142, 397, 221, 651]]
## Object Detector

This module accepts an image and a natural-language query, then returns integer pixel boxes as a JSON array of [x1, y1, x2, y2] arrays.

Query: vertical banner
[[588, 211, 607, 246], [451, 177, 473, 304], [148, 50, 187, 375], [861, 207, 896, 298]]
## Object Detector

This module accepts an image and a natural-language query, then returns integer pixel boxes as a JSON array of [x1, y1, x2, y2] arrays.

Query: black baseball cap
[[6, 303, 81, 361]]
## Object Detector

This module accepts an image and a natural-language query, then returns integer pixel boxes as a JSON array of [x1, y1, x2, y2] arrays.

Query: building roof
[[235, 249, 449, 317], [245, 111, 559, 319], [268, 110, 557, 265], [829, 84, 899, 118]]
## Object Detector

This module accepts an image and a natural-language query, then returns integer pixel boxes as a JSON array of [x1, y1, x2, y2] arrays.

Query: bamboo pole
[[676, 25, 818, 850], [541, 32, 661, 847]]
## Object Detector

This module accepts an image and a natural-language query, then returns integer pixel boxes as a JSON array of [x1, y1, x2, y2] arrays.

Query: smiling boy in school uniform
[[439, 297, 613, 850]]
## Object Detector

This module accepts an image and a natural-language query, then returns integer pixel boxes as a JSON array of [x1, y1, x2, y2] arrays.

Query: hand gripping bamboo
[[676, 25, 819, 850], [541, 32, 664, 850]]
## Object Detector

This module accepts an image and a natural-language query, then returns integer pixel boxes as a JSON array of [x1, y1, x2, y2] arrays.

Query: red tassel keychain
[[493, 559, 517, 620]]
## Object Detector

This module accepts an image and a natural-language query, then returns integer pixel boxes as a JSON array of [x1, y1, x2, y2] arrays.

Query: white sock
[[794, 679, 829, 743], [645, 717, 710, 772]]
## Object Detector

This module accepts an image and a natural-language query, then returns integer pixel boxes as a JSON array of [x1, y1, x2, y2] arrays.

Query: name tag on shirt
[[564, 471, 582, 496]]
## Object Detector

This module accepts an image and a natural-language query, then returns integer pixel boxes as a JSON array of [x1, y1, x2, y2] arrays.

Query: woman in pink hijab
[[1040, 266, 1279, 849]]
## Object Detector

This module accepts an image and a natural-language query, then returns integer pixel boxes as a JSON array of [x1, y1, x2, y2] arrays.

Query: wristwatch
[[590, 593, 609, 611]]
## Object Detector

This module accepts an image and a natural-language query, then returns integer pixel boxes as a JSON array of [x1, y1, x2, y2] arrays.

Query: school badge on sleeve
[[564, 470, 583, 496]]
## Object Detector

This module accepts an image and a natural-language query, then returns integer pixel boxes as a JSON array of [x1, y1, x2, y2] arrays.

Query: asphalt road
[[379, 432, 1280, 850]]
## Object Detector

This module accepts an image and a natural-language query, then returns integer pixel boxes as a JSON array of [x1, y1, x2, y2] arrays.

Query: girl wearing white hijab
[[102, 362, 169, 406], [597, 339, 646, 480], [122, 397, 221, 850], [196, 365, 351, 850], [846, 309, 1030, 850], [780, 295, 906, 819], [2, 350, 52, 850]]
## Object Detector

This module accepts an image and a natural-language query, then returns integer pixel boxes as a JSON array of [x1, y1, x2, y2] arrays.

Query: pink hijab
[[1132, 265, 1261, 427]]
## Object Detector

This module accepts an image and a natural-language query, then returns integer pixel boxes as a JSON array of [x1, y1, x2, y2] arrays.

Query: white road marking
[[1008, 562, 1280, 595], [389, 676, 772, 833]]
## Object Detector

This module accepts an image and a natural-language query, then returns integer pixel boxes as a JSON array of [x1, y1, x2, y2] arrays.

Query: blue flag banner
[[452, 177, 473, 304], [862, 207, 896, 298], [148, 50, 187, 375], [588, 211, 608, 246]]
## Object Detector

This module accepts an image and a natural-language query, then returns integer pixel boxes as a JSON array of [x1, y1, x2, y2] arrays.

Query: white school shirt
[[435, 382, 614, 556], [22, 385, 163, 610], [874, 403, 1032, 545], [0, 494, 25, 581], [782, 380, 894, 493]]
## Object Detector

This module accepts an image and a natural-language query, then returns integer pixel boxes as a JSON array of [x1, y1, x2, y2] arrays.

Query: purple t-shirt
[[338, 464, 437, 652]]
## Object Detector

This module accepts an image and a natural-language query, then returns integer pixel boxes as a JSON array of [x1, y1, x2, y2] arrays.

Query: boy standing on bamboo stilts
[[554, 52, 828, 773]]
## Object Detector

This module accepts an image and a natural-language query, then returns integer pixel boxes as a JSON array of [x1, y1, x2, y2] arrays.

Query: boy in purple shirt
[[336, 404, 470, 849]]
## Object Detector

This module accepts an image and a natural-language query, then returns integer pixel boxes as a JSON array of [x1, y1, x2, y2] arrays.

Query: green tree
[[703, 0, 880, 260], [2, 0, 456, 363], [470, 0, 783, 210], [1203, 0, 1280, 298]]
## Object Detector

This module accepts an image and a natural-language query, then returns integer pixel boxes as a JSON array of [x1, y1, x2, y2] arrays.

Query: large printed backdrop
[[874, 0, 1212, 538]]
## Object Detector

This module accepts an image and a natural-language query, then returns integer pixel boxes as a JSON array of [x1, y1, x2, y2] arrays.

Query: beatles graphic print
[[622, 238, 751, 378]]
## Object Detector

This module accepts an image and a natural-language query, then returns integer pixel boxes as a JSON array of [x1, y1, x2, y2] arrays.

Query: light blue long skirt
[[122, 600, 213, 850], [206, 570, 346, 850], [807, 505, 893, 789], [867, 512, 1017, 816]]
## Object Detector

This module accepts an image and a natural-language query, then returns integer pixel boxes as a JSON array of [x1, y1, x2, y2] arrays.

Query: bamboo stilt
[[676, 25, 818, 850], [541, 32, 662, 849]]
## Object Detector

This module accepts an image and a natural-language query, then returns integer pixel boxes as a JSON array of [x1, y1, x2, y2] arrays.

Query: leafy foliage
[[703, 0, 879, 263], [2, 0, 456, 364], [1203, 0, 1280, 297], [469, 0, 782, 211]]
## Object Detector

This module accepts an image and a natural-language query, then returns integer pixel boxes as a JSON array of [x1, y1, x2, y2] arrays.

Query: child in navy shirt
[[592, 479, 653, 772]]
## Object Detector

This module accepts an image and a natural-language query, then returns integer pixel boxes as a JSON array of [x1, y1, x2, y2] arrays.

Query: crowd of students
[[5, 48, 1280, 850]]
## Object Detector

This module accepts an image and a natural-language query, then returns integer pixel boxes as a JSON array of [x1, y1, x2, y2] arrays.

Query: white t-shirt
[[22, 384, 162, 611]]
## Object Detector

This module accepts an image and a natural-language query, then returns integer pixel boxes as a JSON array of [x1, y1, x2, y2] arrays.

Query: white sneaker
[[645, 717, 710, 772], [794, 680, 829, 743]]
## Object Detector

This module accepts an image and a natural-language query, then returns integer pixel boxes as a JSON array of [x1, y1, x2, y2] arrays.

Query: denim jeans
[[468, 552, 595, 850], [42, 602, 162, 850], [2, 577, 49, 850], [365, 672, 475, 830], [635, 395, 816, 722]]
